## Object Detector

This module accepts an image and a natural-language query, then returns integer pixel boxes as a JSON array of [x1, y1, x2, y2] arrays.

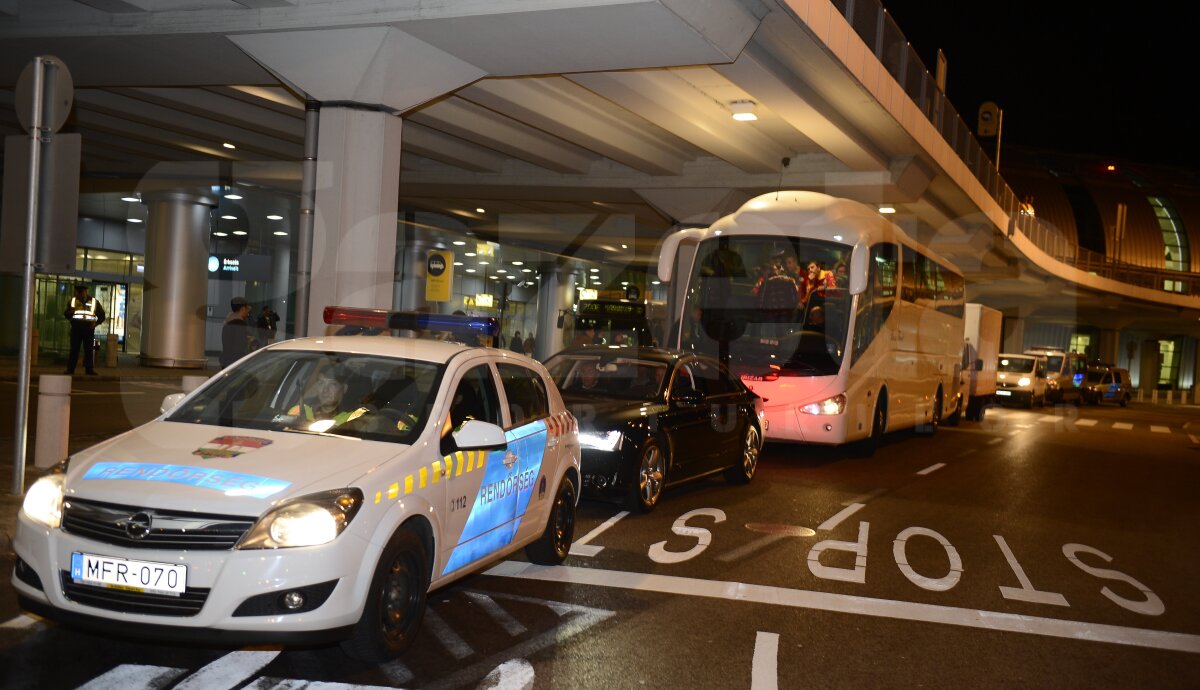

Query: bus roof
[[657, 190, 959, 282]]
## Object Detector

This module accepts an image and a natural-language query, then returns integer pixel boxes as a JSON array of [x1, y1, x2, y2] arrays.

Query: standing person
[[64, 284, 105, 375], [220, 296, 254, 369], [257, 304, 279, 347], [523, 333, 536, 357], [510, 330, 524, 354]]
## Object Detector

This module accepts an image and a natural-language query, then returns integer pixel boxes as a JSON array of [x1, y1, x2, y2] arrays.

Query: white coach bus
[[659, 191, 965, 453]]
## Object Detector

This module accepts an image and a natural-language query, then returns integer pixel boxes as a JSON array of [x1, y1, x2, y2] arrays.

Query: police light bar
[[323, 306, 500, 337]]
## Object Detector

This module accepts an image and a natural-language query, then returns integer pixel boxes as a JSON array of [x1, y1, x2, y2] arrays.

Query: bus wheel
[[852, 400, 886, 457], [945, 394, 962, 427], [917, 389, 942, 436]]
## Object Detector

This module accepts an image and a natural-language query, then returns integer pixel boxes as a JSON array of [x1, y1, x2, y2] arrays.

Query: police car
[[12, 308, 581, 662]]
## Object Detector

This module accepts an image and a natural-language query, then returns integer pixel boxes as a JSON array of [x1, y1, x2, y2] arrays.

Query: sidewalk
[[0, 351, 221, 383]]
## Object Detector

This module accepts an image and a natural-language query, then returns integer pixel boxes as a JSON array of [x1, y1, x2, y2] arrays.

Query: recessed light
[[478, 261, 489, 265], [224, 193, 242, 200], [590, 268, 599, 273], [94, 255, 108, 260], [729, 100, 758, 121], [213, 231, 229, 237], [452, 241, 466, 246], [522, 269, 532, 273], [497, 269, 507, 274], [273, 231, 288, 236], [120, 196, 139, 202], [490, 276, 499, 280], [507, 275, 516, 280], [652, 280, 661, 285], [465, 252, 476, 257], [221, 214, 236, 220], [232, 230, 247, 236], [476, 207, 486, 213], [512, 261, 523, 266], [878, 206, 896, 214], [621, 244, 628, 249], [621, 282, 629, 286], [127, 218, 142, 223], [222, 142, 236, 149], [267, 214, 283, 220], [453, 261, 464, 266], [466, 268, 476, 273]]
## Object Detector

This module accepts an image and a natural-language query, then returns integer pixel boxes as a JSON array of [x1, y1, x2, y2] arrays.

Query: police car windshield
[[167, 351, 443, 443]]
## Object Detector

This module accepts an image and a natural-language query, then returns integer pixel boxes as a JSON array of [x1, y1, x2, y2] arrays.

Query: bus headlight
[[237, 488, 363, 549], [800, 394, 846, 416], [1018, 377, 1031, 387]]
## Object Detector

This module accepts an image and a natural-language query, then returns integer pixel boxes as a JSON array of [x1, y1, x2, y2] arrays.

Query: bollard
[[182, 375, 209, 394], [1137, 389, 1144, 403], [1151, 389, 1159, 405], [34, 374, 72, 469], [105, 333, 118, 368], [1167, 390, 1174, 405]]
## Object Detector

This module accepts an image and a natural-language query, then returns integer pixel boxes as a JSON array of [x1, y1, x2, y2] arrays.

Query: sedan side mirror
[[672, 390, 706, 409], [451, 419, 508, 452], [160, 392, 186, 415]]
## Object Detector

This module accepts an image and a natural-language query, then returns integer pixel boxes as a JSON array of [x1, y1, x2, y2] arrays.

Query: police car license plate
[[70, 552, 187, 596]]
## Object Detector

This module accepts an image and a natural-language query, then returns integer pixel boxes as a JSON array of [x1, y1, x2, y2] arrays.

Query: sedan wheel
[[629, 439, 666, 512], [725, 424, 760, 485]]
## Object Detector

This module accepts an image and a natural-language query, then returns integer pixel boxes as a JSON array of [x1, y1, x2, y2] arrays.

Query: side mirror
[[672, 389, 706, 408], [451, 420, 508, 452], [160, 392, 186, 415]]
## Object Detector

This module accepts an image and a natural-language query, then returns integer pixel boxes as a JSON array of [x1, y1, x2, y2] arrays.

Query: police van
[[1024, 345, 1086, 405]]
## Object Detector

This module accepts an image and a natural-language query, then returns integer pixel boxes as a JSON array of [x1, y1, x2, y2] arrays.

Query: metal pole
[[994, 107, 1003, 172], [295, 99, 319, 336], [13, 57, 46, 495]]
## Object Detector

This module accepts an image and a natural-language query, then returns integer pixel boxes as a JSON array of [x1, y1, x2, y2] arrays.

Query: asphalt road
[[1, 383, 1198, 689]]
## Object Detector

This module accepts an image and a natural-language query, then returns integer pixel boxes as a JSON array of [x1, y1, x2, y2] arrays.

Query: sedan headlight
[[23, 473, 66, 529], [578, 430, 623, 452], [236, 488, 363, 550], [1018, 377, 1031, 387], [800, 393, 846, 416]]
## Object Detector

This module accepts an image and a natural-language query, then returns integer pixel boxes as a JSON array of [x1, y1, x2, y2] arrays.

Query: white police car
[[13, 308, 580, 662]]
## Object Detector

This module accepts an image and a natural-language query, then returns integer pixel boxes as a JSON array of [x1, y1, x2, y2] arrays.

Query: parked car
[[13, 309, 580, 662], [544, 346, 765, 512], [1082, 365, 1133, 406], [1024, 346, 1087, 405], [994, 353, 1047, 408]]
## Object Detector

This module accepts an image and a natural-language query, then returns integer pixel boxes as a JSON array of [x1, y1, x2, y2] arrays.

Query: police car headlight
[[1018, 377, 1031, 387], [800, 394, 846, 415], [237, 488, 363, 549], [23, 473, 66, 529], [579, 430, 623, 452]]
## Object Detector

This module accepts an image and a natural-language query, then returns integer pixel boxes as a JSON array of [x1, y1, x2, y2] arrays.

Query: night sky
[[879, 2, 1196, 170]]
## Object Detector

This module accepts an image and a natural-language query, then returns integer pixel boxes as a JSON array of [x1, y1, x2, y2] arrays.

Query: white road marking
[[487, 562, 1200, 654], [987, 437, 1005, 445], [478, 659, 535, 690], [956, 449, 974, 457], [1113, 422, 1133, 430], [569, 510, 628, 557], [916, 463, 945, 476], [751, 631, 779, 690], [1151, 425, 1170, 434], [818, 503, 864, 531], [75, 665, 187, 690], [844, 488, 886, 505], [994, 535, 1069, 607], [1074, 419, 1098, 427], [247, 679, 393, 689], [1038, 416, 1059, 423], [466, 591, 528, 636], [0, 614, 41, 629], [379, 659, 414, 686], [175, 651, 280, 690], [424, 608, 474, 659]]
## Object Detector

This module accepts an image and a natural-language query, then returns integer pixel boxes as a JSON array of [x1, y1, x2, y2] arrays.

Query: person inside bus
[[800, 260, 835, 305], [831, 261, 849, 289], [757, 256, 800, 321]]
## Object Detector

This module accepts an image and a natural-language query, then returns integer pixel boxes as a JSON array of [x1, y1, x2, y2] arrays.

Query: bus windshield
[[678, 235, 851, 377]]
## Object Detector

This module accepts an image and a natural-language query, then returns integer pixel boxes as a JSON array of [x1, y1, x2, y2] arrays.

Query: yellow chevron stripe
[[477, 451, 486, 472], [387, 483, 399, 500], [419, 466, 428, 489], [374, 491, 382, 504], [455, 451, 465, 476], [466, 451, 475, 473], [432, 460, 442, 483], [404, 475, 414, 494]]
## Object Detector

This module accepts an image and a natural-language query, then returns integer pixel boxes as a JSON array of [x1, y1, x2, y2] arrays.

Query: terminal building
[[1, 0, 1197, 391]]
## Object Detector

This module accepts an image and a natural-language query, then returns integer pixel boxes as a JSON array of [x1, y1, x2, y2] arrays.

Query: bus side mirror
[[848, 243, 870, 295]]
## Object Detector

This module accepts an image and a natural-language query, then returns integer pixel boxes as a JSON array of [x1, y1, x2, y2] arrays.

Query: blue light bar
[[324, 306, 499, 337]]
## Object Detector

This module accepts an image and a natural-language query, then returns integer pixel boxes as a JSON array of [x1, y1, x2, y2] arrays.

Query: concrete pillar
[[140, 189, 218, 368], [1097, 329, 1119, 366], [535, 267, 578, 361], [1002, 317, 1025, 353], [270, 232, 292, 340], [1140, 339, 1160, 392], [307, 107, 404, 334]]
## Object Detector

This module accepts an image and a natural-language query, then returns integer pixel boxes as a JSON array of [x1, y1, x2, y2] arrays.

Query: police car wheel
[[342, 528, 429, 662], [526, 476, 576, 565]]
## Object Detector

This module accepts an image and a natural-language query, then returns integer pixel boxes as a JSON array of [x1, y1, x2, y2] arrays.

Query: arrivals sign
[[206, 253, 270, 281], [426, 250, 454, 302]]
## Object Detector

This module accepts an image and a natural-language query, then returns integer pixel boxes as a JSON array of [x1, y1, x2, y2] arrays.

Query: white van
[[995, 353, 1047, 408], [1024, 346, 1086, 405]]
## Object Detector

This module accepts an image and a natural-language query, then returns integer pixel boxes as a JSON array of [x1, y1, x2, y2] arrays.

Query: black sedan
[[544, 346, 765, 512]]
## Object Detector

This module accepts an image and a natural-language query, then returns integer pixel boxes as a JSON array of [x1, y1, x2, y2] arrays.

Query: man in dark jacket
[[220, 296, 254, 368], [64, 285, 105, 375]]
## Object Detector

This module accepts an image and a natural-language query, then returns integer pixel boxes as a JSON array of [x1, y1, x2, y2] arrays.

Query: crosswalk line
[[1113, 422, 1133, 430], [1151, 425, 1171, 433], [1074, 419, 1098, 427]]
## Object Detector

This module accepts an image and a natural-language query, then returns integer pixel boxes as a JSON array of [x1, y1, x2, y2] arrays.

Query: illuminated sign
[[426, 250, 454, 302], [578, 300, 646, 318], [206, 254, 271, 281]]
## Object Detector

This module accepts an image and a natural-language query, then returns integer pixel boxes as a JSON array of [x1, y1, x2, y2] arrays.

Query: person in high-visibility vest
[[63, 285, 106, 375], [286, 367, 370, 430]]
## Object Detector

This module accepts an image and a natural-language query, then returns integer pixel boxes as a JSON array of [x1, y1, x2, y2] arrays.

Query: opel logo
[[124, 512, 152, 540]]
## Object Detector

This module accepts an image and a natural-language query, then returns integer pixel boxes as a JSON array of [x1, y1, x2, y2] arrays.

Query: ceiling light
[[497, 269, 507, 274], [476, 207, 486, 214], [94, 255, 108, 260], [454, 261, 464, 266], [222, 142, 236, 149], [267, 214, 283, 220], [652, 280, 661, 285], [478, 261, 489, 265], [621, 244, 628, 249], [224, 193, 243, 200], [221, 214, 236, 220], [465, 252, 476, 257], [213, 231, 229, 237], [522, 269, 532, 273], [232, 230, 247, 236], [127, 218, 142, 223], [273, 231, 288, 236], [466, 268, 476, 273], [621, 281, 629, 286], [590, 268, 599, 273], [729, 100, 758, 121], [120, 196, 139, 202], [878, 206, 896, 214], [452, 241, 466, 246], [507, 275, 516, 280], [512, 261, 523, 266], [490, 276, 499, 280]]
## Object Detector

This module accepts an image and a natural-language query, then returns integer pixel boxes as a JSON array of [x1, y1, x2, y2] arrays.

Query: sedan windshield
[[546, 355, 668, 400], [167, 350, 443, 443]]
